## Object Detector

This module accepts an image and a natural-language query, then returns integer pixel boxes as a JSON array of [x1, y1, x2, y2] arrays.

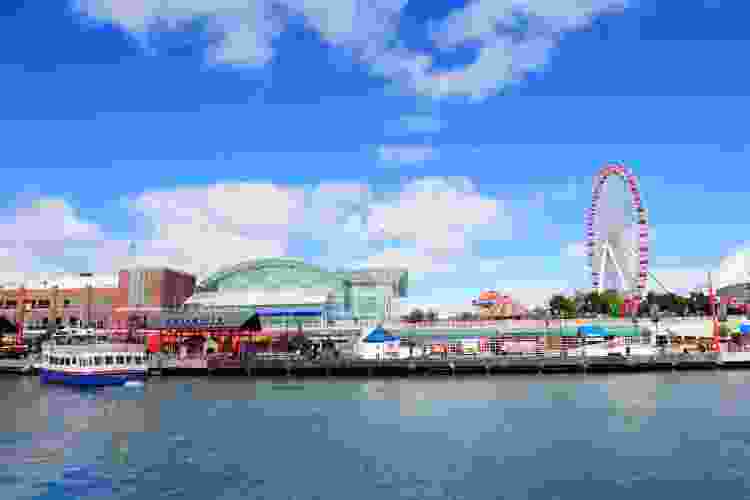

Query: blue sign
[[578, 325, 608, 337]]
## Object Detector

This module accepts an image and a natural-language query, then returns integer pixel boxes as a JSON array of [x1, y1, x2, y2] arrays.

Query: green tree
[[407, 308, 425, 322], [549, 294, 576, 317], [584, 291, 604, 314], [600, 290, 624, 317]]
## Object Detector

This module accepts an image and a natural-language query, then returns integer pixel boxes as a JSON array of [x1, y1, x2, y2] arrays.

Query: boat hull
[[39, 368, 147, 386]]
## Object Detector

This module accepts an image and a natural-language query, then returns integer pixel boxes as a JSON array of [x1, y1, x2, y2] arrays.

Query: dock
[[152, 352, 750, 377], [6, 353, 750, 379]]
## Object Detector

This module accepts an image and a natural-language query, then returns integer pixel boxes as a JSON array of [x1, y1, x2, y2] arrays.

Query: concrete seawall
[[7, 353, 750, 378]]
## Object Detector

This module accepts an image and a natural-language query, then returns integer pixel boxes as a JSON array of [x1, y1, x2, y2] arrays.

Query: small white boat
[[39, 329, 148, 386]]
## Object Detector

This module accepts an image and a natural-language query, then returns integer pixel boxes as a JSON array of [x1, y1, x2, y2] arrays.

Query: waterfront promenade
[[141, 351, 750, 377], [5, 352, 750, 378]]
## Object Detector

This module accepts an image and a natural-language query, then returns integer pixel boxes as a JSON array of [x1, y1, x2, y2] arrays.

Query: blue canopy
[[741, 323, 750, 334], [365, 326, 399, 343], [578, 325, 608, 337]]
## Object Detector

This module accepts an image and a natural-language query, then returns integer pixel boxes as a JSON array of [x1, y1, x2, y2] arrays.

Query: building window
[[105, 356, 113, 365], [64, 299, 71, 307], [96, 320, 104, 329], [116, 355, 125, 364], [126, 355, 132, 364], [94, 356, 102, 366], [135, 356, 142, 365]]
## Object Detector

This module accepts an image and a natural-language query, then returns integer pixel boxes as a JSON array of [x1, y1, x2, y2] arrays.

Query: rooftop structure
[[182, 258, 408, 328]]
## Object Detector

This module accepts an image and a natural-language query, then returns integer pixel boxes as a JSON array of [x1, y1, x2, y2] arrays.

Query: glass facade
[[188, 258, 407, 324]]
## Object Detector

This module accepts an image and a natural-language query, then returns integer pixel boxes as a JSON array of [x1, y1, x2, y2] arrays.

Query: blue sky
[[1, 0, 749, 309]]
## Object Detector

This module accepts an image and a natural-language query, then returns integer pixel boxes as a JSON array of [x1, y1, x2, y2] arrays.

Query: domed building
[[164, 258, 408, 330]]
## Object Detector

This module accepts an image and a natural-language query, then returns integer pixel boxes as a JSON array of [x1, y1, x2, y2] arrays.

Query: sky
[[2, 0, 750, 310]]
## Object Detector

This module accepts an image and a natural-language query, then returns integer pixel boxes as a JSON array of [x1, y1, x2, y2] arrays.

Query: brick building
[[0, 268, 196, 334]]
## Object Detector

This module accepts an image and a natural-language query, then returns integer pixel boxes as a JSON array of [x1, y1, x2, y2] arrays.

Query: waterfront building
[[167, 258, 408, 331], [0, 268, 196, 336]]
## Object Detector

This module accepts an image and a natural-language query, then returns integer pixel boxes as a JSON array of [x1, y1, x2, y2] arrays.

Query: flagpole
[[709, 272, 720, 352]]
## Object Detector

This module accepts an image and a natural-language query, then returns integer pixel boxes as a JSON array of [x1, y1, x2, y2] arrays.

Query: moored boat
[[39, 329, 148, 386]]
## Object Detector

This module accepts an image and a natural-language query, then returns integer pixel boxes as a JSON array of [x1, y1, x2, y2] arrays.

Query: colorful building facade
[[0, 268, 196, 333]]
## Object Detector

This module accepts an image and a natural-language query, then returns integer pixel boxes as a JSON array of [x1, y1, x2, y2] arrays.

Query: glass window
[[95, 356, 102, 366], [116, 355, 125, 364], [105, 356, 113, 365], [126, 355, 132, 364], [135, 356, 142, 365], [44, 355, 49, 363], [65, 358, 70, 366], [71, 357, 76, 364]]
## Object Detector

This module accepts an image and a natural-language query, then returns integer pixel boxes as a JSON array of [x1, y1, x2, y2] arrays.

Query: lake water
[[3, 371, 750, 499]]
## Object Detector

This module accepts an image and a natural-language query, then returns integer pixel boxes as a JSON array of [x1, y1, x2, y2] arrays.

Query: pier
[[6, 352, 750, 379], [145, 352, 750, 378]]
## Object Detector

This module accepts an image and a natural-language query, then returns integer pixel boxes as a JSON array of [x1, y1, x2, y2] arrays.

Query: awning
[[255, 308, 322, 316], [365, 326, 399, 343], [578, 325, 607, 337]]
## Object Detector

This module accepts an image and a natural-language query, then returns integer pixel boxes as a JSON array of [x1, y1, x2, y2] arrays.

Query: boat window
[[105, 356, 113, 365], [126, 355, 132, 364], [94, 356, 102, 366], [116, 355, 125, 364]]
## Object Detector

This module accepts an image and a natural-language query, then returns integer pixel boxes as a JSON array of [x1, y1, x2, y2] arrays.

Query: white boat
[[39, 328, 148, 386]]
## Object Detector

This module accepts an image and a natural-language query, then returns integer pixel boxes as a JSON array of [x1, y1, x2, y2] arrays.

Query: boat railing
[[43, 342, 145, 353]]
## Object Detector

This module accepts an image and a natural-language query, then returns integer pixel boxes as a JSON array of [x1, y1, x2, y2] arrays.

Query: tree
[[583, 291, 604, 315], [548, 295, 576, 317], [600, 290, 624, 317], [407, 308, 425, 322]]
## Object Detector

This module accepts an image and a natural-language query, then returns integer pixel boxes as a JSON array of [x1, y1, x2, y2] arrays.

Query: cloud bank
[[74, 0, 630, 100]]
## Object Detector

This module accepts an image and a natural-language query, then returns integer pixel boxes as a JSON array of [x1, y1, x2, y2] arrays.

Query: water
[[3, 372, 750, 499]]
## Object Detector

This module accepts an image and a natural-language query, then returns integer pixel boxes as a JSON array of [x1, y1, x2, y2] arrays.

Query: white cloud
[[717, 243, 750, 289], [74, 0, 631, 101], [377, 145, 438, 164], [126, 181, 307, 278], [368, 177, 511, 256], [356, 248, 457, 275], [564, 241, 586, 258]]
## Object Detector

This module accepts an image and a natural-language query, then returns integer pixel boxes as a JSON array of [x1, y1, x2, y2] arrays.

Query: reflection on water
[[2, 371, 750, 499]]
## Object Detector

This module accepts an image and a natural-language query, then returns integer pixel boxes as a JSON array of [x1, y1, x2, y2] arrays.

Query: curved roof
[[196, 258, 342, 293]]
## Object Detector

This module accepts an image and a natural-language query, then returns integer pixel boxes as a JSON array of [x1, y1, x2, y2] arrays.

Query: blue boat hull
[[40, 368, 147, 386]]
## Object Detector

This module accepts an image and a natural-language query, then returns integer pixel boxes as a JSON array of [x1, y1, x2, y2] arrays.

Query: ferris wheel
[[585, 163, 649, 297]]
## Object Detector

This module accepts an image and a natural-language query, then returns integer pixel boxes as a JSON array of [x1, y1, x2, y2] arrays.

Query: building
[[0, 268, 196, 334], [167, 258, 408, 330], [472, 290, 526, 319]]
